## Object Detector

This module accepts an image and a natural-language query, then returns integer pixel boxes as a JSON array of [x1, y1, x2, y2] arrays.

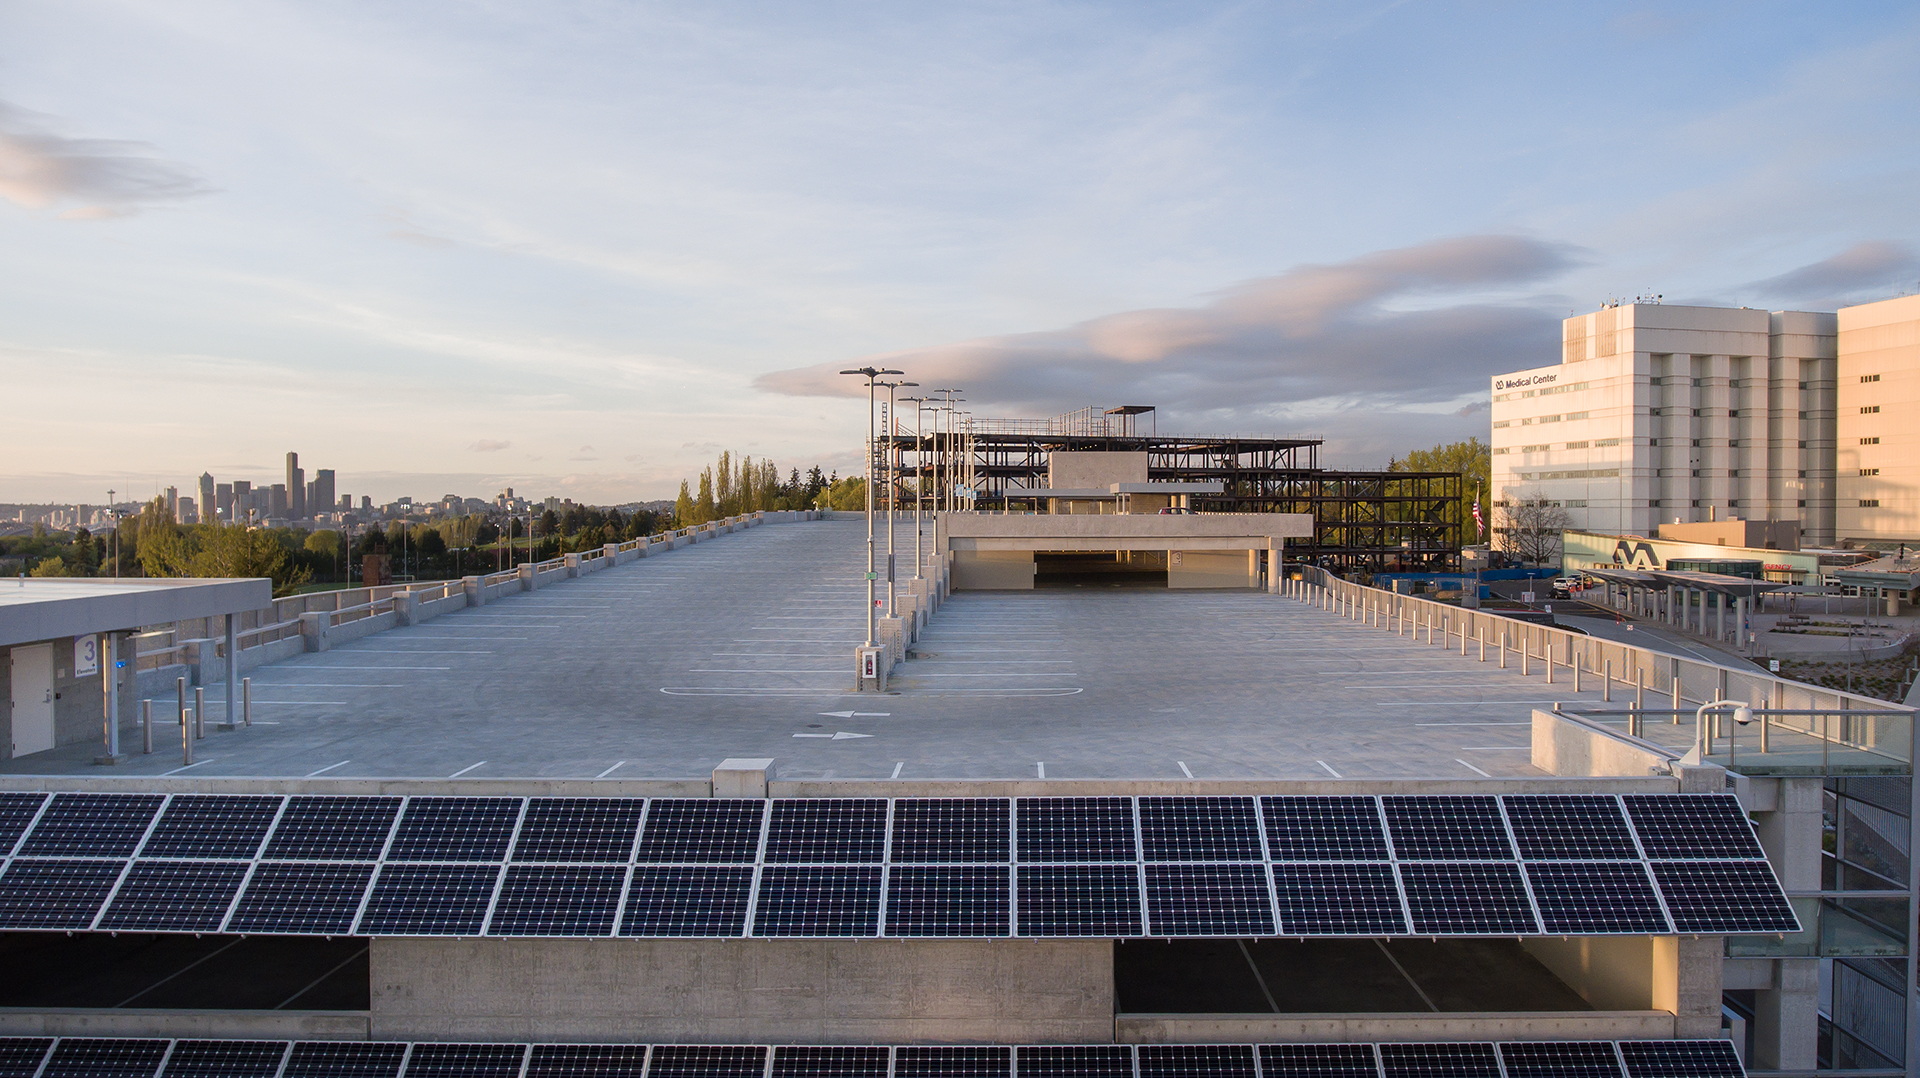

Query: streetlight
[[900, 395, 932, 581], [106, 490, 117, 578], [929, 390, 962, 513], [877, 379, 917, 618], [841, 367, 904, 649]]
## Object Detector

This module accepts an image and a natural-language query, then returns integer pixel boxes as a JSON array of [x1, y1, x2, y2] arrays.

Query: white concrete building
[[1490, 304, 1837, 547], [1838, 293, 1920, 544]]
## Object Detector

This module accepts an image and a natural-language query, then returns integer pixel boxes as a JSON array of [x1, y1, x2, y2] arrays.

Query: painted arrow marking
[[818, 711, 891, 718], [793, 732, 874, 740]]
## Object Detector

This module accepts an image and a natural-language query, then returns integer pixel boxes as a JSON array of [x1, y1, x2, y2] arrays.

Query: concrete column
[[518, 563, 537, 591], [183, 637, 216, 686], [713, 758, 773, 798], [393, 590, 419, 627], [1747, 958, 1819, 1070], [225, 613, 238, 727], [299, 611, 331, 652], [603, 543, 621, 566], [564, 552, 582, 577], [1267, 540, 1281, 593], [463, 575, 487, 607], [1735, 596, 1747, 647]]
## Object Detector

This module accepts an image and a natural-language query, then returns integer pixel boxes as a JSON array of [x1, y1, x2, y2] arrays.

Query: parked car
[[1549, 576, 1579, 596]]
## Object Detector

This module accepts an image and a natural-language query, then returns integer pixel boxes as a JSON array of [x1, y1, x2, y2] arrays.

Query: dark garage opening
[[0, 933, 369, 1011], [1035, 551, 1168, 588]]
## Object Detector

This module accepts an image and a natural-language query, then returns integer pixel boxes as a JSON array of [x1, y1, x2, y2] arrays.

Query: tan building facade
[[1837, 293, 1920, 544]]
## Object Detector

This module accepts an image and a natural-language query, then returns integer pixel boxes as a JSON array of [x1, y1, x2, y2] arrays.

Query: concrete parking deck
[[0, 519, 1631, 783]]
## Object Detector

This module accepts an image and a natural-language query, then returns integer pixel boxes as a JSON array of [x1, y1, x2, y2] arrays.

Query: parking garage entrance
[[1035, 551, 1168, 588]]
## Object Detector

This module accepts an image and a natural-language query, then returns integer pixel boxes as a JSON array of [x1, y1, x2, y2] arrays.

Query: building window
[[1861, 500, 1881, 508], [1691, 470, 1702, 478], [1691, 500, 1701, 507], [1492, 447, 1510, 455], [1861, 437, 1880, 445], [1799, 440, 1807, 448], [1540, 414, 1563, 423], [1650, 500, 1663, 508], [1691, 439, 1701, 447], [1595, 438, 1622, 447], [1492, 393, 1515, 402], [1564, 440, 1589, 449], [1862, 406, 1880, 413], [1649, 408, 1662, 416], [1798, 500, 1807, 507], [1523, 444, 1550, 453], [1729, 409, 1740, 417], [1492, 420, 1511, 428], [1860, 468, 1880, 476], [1564, 501, 1588, 508], [1798, 471, 1807, 478], [1799, 381, 1809, 389], [1564, 411, 1589, 420], [1692, 408, 1702, 416], [1862, 374, 1881, 383], [1729, 440, 1740, 447], [1728, 500, 1741, 508], [1798, 411, 1809, 419], [1729, 470, 1740, 478]]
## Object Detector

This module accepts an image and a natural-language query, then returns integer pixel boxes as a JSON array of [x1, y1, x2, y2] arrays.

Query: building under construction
[[889, 405, 1466, 573]]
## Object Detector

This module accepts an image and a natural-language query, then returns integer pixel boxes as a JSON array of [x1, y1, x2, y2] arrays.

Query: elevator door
[[9, 643, 55, 756]]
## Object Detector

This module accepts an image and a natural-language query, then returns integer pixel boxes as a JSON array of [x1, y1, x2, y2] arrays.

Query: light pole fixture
[[929, 390, 962, 514], [841, 367, 903, 649], [900, 396, 931, 581], [876, 379, 917, 619]]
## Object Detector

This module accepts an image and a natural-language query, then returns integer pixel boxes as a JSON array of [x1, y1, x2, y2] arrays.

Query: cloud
[[0, 100, 212, 217], [1745, 242, 1919, 309], [468, 438, 511, 451]]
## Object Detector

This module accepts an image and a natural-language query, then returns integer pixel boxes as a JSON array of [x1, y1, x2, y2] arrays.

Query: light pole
[[106, 490, 117, 578], [929, 390, 962, 514], [841, 367, 904, 648], [877, 380, 917, 617], [901, 395, 931, 580]]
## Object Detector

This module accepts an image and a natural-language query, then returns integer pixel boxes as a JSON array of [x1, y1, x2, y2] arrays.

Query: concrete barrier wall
[[1169, 550, 1254, 589], [416, 593, 466, 622], [1116, 1012, 1677, 1044], [0, 1010, 370, 1040], [1530, 709, 1674, 781]]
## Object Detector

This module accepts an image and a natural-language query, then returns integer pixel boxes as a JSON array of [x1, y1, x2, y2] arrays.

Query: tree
[[413, 526, 447, 560], [1495, 490, 1571, 567], [673, 481, 695, 528], [30, 555, 79, 577], [355, 525, 388, 558], [538, 508, 561, 538], [1389, 437, 1491, 547], [696, 469, 717, 523], [304, 530, 343, 559], [819, 476, 866, 511], [68, 527, 99, 575]]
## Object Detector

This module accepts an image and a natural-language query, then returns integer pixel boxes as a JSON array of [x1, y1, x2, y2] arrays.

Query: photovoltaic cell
[[0, 858, 125, 928], [1398, 863, 1539, 935], [645, 1045, 768, 1078], [1016, 797, 1135, 862], [401, 1043, 526, 1078], [0, 1038, 52, 1078], [620, 865, 753, 937], [771, 1047, 891, 1078], [139, 795, 282, 859], [158, 1040, 290, 1078], [1382, 796, 1515, 861], [261, 797, 401, 861], [356, 864, 500, 935], [889, 798, 1010, 863], [1377, 1044, 1501, 1078], [1271, 863, 1407, 935], [280, 1042, 408, 1078], [1016, 864, 1143, 937], [487, 865, 626, 935], [98, 861, 252, 932], [17, 793, 164, 857], [384, 797, 521, 862], [1525, 863, 1671, 934], [524, 1044, 651, 1078], [1015, 1047, 1134, 1078], [1650, 862, 1800, 934], [754, 865, 882, 936], [884, 865, 1010, 936], [227, 862, 376, 934], [1262, 796, 1390, 861], [1144, 864, 1276, 936], [1496, 1043, 1624, 1078], [40, 1038, 170, 1078], [1623, 795, 1766, 860], [1258, 1045, 1379, 1078], [1138, 797, 1262, 862], [512, 799, 647, 862], [1615, 1041, 1745, 1078], [893, 1046, 1011, 1078], [1501, 796, 1639, 861], [0, 794, 49, 856], [763, 799, 887, 863], [633, 799, 765, 864], [1136, 1045, 1257, 1078]]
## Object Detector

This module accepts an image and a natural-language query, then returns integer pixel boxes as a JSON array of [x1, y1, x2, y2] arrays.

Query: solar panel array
[[0, 1039, 1748, 1078], [0, 792, 1797, 938]]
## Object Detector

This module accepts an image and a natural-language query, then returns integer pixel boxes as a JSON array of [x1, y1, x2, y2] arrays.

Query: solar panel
[[140, 795, 283, 860], [487, 865, 627, 935], [158, 1040, 290, 1078], [17, 793, 164, 857], [763, 799, 888, 863], [1650, 862, 1800, 934], [281, 1042, 408, 1078], [1501, 796, 1640, 861], [0, 794, 49, 856], [884, 865, 1010, 936], [1271, 863, 1407, 935], [1376, 1044, 1501, 1078], [1016, 1046, 1135, 1078], [524, 1044, 651, 1078], [40, 1038, 170, 1078], [0, 1038, 52, 1078], [1016, 863, 1142, 937], [1496, 1043, 1624, 1078], [1398, 863, 1539, 935], [645, 1045, 768, 1078], [1135, 1044, 1256, 1078], [226, 862, 376, 934], [401, 1043, 527, 1078], [1623, 795, 1765, 860], [770, 1047, 891, 1078], [1257, 1045, 1378, 1078], [1016, 797, 1136, 862], [753, 865, 882, 936], [1262, 796, 1390, 861], [1381, 796, 1515, 861], [634, 799, 766, 863], [620, 865, 753, 936], [0, 858, 125, 928], [384, 797, 522, 862], [1615, 1041, 1744, 1078], [356, 864, 501, 935], [1137, 797, 1262, 861], [1143, 864, 1276, 936], [1525, 863, 1671, 934], [98, 861, 252, 932], [512, 798, 648, 862], [893, 1046, 1010, 1078], [889, 798, 1010, 862], [261, 796, 402, 861]]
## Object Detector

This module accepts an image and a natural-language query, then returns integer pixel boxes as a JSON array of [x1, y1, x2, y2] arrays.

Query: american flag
[[1471, 496, 1484, 539]]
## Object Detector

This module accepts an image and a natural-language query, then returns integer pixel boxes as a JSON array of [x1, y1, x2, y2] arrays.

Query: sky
[[2, 1, 1917, 506]]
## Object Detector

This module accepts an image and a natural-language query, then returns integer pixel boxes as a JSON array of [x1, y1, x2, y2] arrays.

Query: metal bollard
[[141, 699, 153, 754], [1479, 628, 1486, 662], [176, 676, 187, 730], [1521, 640, 1529, 676], [1499, 629, 1507, 668], [1604, 660, 1613, 702], [1672, 676, 1683, 722], [1545, 644, 1553, 684], [194, 686, 206, 739], [1573, 654, 1582, 693], [243, 678, 252, 726], [181, 709, 194, 765]]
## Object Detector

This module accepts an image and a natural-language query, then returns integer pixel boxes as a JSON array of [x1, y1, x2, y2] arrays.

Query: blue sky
[[2, 1, 1916, 505]]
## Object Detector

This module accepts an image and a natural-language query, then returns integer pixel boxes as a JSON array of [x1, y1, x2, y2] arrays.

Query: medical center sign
[[1494, 373, 1558, 391]]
